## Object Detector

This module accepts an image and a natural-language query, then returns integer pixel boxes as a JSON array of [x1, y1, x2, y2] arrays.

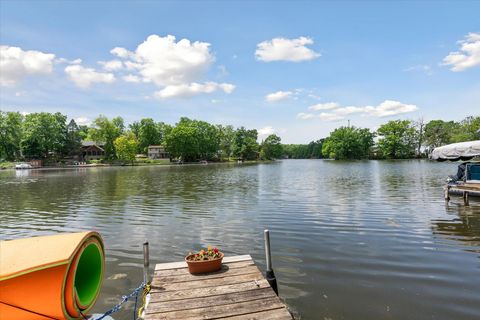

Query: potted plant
[[185, 246, 224, 274]]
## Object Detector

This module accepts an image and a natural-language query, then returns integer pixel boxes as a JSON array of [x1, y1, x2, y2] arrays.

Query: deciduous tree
[[232, 127, 259, 160], [89, 115, 124, 160], [114, 132, 139, 164], [21, 112, 67, 159], [261, 134, 283, 160], [0, 111, 23, 161], [376, 120, 416, 159]]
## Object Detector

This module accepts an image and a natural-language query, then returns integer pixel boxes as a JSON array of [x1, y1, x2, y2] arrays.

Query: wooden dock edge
[[145, 255, 293, 320]]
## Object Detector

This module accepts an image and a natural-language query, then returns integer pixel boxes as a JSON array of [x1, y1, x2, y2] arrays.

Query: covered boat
[[431, 140, 480, 203], [430, 140, 480, 161]]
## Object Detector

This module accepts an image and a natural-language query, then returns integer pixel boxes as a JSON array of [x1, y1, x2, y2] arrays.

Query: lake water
[[1, 160, 479, 319]]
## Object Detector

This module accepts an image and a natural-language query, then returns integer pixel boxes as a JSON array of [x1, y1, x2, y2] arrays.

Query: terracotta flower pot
[[185, 252, 224, 274]]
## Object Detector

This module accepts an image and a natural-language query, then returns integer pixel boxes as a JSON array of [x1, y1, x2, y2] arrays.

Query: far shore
[[0, 159, 266, 171]]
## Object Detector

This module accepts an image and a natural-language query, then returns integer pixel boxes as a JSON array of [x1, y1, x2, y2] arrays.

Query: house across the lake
[[147, 145, 170, 160], [81, 141, 105, 161]]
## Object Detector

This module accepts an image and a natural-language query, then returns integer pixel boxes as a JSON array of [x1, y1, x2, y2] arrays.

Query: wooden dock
[[446, 182, 480, 205], [144, 255, 293, 320]]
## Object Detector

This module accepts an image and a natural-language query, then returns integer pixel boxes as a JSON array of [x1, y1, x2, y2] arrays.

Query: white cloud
[[110, 34, 232, 99], [154, 82, 235, 99], [265, 90, 293, 102], [99, 59, 123, 71], [65, 64, 116, 88], [363, 100, 417, 117], [20, 111, 30, 116], [298, 100, 418, 121], [308, 93, 321, 100], [113, 34, 214, 86], [296, 112, 315, 120], [75, 117, 91, 126], [333, 106, 365, 115], [308, 102, 340, 111], [442, 32, 480, 72], [0, 45, 55, 86], [255, 36, 320, 62], [110, 47, 132, 59], [318, 112, 345, 121], [56, 58, 82, 65], [258, 126, 275, 136], [123, 74, 141, 83]]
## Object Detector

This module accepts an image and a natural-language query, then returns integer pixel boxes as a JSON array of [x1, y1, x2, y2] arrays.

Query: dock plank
[[149, 279, 272, 303], [146, 296, 285, 320], [145, 255, 292, 320], [154, 271, 264, 291], [146, 287, 275, 314], [217, 308, 293, 320]]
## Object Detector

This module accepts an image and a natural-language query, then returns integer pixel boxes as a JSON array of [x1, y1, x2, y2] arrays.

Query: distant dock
[[144, 255, 293, 320]]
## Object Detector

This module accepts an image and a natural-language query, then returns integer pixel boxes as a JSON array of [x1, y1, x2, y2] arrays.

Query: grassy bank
[[0, 162, 15, 170]]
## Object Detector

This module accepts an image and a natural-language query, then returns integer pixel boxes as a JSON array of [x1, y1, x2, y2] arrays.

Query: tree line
[[320, 116, 480, 160], [1, 110, 478, 163], [0, 111, 283, 163]]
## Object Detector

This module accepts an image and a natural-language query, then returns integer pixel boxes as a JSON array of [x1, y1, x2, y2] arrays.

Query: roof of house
[[82, 141, 105, 147]]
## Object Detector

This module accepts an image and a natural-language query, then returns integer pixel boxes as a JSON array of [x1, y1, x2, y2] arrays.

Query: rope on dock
[[89, 282, 151, 320]]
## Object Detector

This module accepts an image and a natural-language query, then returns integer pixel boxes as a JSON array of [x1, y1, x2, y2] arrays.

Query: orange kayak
[[0, 231, 104, 320]]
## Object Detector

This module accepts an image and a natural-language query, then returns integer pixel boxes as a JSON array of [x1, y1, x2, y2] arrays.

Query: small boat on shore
[[14, 163, 33, 170], [431, 140, 480, 203]]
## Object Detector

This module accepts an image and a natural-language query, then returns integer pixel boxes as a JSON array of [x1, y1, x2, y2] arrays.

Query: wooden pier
[[143, 255, 293, 320], [446, 182, 480, 205]]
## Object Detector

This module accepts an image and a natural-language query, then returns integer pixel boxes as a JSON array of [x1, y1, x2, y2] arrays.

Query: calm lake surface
[[1, 160, 479, 319]]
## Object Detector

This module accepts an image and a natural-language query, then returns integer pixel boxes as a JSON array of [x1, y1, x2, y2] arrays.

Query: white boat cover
[[431, 140, 480, 161]]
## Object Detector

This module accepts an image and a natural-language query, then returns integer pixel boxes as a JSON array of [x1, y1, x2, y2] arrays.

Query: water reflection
[[432, 205, 480, 252]]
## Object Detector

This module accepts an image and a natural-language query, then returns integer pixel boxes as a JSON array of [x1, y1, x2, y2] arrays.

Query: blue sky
[[1, 1, 479, 143]]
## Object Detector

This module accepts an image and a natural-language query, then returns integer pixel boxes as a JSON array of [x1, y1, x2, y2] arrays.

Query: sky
[[0, 0, 479, 143]]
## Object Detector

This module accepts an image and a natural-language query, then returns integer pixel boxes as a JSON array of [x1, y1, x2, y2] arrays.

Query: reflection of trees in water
[[431, 206, 480, 252]]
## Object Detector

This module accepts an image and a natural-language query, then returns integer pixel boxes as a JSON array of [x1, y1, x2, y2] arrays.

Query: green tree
[[282, 141, 324, 159], [133, 118, 161, 153], [64, 119, 82, 157], [217, 125, 235, 160], [413, 118, 425, 157], [157, 122, 172, 144], [164, 118, 220, 162], [423, 120, 458, 150], [21, 112, 67, 159], [89, 115, 124, 160], [376, 120, 416, 159], [114, 132, 139, 164], [322, 126, 374, 160], [261, 134, 283, 160], [0, 111, 23, 161], [78, 125, 89, 140], [232, 127, 259, 160], [451, 116, 480, 142]]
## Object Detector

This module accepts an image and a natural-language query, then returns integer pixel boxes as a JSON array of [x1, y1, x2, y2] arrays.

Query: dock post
[[445, 185, 450, 202], [264, 229, 278, 295], [464, 191, 470, 206], [143, 241, 150, 284]]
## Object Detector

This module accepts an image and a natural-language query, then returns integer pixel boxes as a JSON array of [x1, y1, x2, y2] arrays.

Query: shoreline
[[1, 159, 266, 172]]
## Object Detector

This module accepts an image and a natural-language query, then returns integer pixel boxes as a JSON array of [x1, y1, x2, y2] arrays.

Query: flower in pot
[[185, 246, 224, 274]]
